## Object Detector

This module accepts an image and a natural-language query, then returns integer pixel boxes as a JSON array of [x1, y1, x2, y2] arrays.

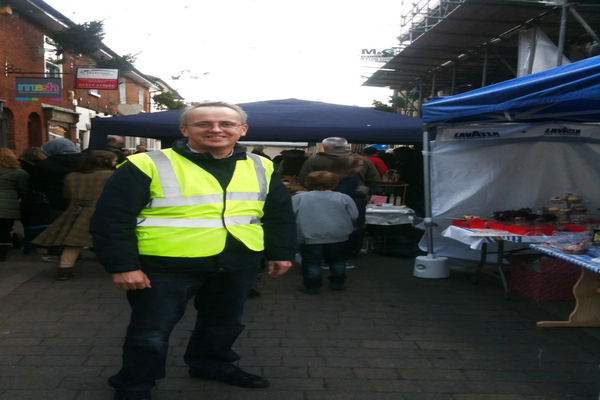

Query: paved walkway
[[0, 248, 599, 400]]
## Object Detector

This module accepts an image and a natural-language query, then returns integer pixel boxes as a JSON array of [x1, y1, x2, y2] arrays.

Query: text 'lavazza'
[[453, 131, 501, 139], [544, 128, 581, 135]]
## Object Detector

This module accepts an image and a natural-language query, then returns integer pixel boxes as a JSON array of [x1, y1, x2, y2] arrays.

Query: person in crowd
[[18, 147, 46, 175], [0, 148, 29, 261], [298, 137, 380, 192], [379, 149, 397, 170], [278, 149, 308, 176], [272, 151, 284, 170], [251, 145, 271, 160], [90, 101, 296, 400], [393, 146, 425, 215], [30, 138, 84, 260], [362, 147, 388, 176], [122, 149, 132, 157], [330, 157, 368, 260], [18, 147, 50, 256], [32, 151, 117, 280], [293, 171, 358, 294], [134, 144, 147, 154], [106, 135, 127, 164]]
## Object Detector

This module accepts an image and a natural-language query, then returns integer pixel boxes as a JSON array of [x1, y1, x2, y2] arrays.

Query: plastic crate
[[509, 257, 580, 301]]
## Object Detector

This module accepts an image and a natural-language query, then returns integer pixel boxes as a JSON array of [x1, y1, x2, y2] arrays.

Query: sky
[[44, 0, 407, 107]]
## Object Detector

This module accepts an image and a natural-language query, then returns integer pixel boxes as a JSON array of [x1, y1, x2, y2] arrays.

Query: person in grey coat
[[0, 148, 29, 261], [293, 171, 358, 294]]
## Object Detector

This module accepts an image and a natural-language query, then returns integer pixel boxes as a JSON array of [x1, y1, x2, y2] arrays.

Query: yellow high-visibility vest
[[127, 149, 273, 257]]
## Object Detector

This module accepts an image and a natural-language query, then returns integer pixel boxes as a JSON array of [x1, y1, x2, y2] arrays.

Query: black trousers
[[108, 267, 257, 391]]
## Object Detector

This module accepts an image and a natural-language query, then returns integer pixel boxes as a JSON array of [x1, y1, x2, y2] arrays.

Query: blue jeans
[[108, 267, 257, 391], [300, 241, 347, 288]]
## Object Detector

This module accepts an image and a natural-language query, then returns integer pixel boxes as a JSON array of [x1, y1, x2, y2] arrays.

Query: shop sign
[[360, 48, 399, 61], [76, 68, 119, 90], [15, 77, 62, 101]]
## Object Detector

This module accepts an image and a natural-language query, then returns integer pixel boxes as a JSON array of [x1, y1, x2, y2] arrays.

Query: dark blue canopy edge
[[422, 55, 600, 124], [90, 98, 423, 149]]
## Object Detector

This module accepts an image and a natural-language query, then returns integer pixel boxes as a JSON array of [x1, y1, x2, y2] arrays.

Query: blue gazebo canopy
[[90, 98, 423, 149], [422, 55, 600, 124]]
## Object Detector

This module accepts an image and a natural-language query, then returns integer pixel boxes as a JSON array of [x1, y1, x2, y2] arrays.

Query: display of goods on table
[[452, 193, 596, 236], [508, 256, 580, 301], [451, 218, 592, 236]]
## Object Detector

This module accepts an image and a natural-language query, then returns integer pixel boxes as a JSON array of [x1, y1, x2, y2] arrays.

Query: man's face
[[114, 138, 125, 149], [179, 107, 247, 154], [136, 145, 146, 152]]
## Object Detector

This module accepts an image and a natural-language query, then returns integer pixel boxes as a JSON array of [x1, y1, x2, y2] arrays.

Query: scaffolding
[[399, 0, 466, 48]]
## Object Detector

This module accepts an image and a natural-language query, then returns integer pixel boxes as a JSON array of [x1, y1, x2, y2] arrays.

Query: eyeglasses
[[184, 122, 244, 129]]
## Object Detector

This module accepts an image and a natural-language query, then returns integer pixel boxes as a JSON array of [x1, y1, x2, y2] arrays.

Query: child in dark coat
[[292, 171, 358, 294]]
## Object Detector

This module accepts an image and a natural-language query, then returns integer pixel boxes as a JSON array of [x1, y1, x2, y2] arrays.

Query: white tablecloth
[[365, 206, 414, 226], [442, 225, 590, 250]]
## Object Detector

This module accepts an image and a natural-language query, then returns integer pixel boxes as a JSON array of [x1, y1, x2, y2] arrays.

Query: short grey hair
[[180, 101, 248, 125], [322, 137, 348, 149], [253, 145, 265, 152]]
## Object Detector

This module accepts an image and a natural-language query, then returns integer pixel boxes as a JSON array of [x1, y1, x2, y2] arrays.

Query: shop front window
[[48, 124, 68, 140]]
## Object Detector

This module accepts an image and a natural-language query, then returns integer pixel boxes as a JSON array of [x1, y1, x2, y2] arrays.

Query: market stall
[[89, 98, 423, 148], [418, 56, 600, 270]]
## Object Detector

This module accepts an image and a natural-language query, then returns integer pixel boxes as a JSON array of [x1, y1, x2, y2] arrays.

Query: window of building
[[43, 36, 62, 79], [119, 78, 126, 103], [138, 88, 144, 106]]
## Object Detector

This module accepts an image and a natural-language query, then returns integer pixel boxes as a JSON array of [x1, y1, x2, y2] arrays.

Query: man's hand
[[266, 261, 292, 277], [112, 270, 151, 290]]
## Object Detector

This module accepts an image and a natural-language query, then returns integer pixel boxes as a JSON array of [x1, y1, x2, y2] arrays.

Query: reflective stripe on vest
[[137, 215, 262, 228], [144, 151, 267, 209]]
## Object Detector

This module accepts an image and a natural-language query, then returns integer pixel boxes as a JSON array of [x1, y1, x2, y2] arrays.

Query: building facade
[[0, 0, 169, 154]]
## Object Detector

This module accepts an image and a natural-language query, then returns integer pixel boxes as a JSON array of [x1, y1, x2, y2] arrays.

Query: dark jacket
[[278, 149, 307, 176], [106, 145, 127, 164], [0, 168, 29, 220], [30, 153, 84, 211], [334, 175, 367, 226], [90, 139, 297, 274]]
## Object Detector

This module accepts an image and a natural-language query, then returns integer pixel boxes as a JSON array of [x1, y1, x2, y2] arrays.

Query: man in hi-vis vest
[[90, 101, 296, 400]]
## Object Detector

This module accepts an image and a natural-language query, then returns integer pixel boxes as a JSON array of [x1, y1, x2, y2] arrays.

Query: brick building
[[0, 0, 171, 154]]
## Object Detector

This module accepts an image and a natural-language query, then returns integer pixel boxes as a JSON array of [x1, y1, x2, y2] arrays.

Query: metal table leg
[[473, 242, 487, 284], [496, 241, 511, 300]]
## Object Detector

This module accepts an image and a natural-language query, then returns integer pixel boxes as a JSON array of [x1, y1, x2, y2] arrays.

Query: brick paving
[[0, 248, 599, 400]]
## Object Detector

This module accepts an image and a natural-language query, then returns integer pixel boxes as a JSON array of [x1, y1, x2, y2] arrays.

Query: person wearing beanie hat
[[40, 138, 79, 156]]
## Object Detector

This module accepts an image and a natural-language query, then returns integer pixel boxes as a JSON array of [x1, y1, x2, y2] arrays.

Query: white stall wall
[[422, 138, 600, 260]]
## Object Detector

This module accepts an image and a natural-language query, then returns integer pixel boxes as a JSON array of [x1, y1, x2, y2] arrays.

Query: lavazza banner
[[76, 68, 119, 90], [437, 123, 600, 142]]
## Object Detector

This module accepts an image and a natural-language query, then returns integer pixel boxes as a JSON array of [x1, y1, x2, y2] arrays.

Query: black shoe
[[56, 267, 75, 281], [190, 365, 270, 388], [296, 287, 320, 295], [330, 282, 346, 291], [114, 391, 152, 400]]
